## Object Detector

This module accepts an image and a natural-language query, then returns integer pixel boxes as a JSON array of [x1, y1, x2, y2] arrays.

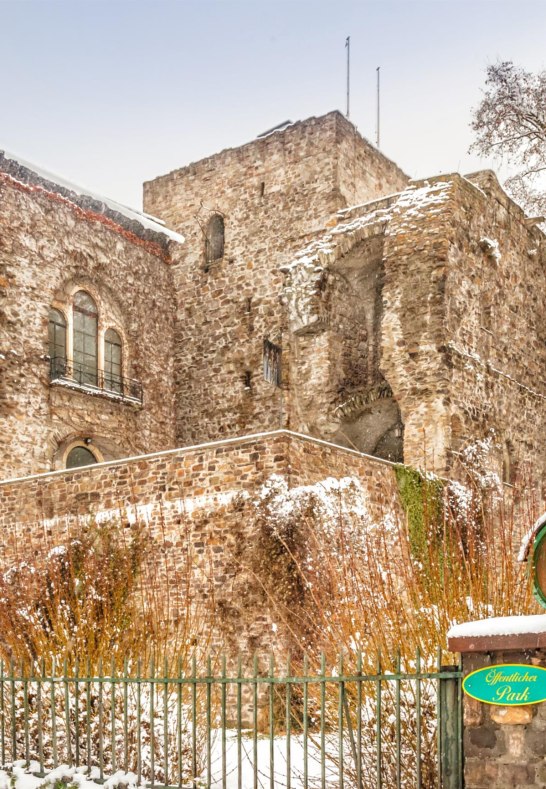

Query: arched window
[[66, 445, 98, 469], [205, 214, 225, 264], [48, 308, 67, 379], [73, 291, 98, 386], [104, 328, 123, 394]]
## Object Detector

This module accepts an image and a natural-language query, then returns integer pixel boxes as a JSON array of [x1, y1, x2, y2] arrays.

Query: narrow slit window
[[104, 328, 123, 394], [48, 308, 67, 379], [263, 339, 282, 386], [205, 214, 225, 264]]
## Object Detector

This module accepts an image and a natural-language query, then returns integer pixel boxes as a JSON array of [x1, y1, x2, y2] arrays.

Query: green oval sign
[[463, 664, 546, 705]]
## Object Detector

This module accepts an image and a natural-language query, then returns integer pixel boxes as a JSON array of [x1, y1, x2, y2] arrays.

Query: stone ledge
[[0, 428, 399, 487]]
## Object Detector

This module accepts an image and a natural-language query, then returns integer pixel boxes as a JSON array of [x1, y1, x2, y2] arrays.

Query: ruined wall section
[[143, 112, 409, 447], [0, 431, 403, 657], [284, 182, 456, 469], [381, 178, 456, 472], [0, 175, 177, 478], [444, 172, 546, 483], [283, 216, 403, 460]]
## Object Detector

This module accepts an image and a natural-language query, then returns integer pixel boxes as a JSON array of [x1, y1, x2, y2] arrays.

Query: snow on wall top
[[0, 149, 185, 244], [282, 180, 453, 274], [448, 614, 546, 639]]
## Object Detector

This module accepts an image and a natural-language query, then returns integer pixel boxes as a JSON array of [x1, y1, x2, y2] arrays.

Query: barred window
[[263, 339, 282, 386]]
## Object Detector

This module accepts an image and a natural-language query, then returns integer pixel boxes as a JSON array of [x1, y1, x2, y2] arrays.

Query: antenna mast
[[376, 66, 380, 147], [345, 37, 350, 118]]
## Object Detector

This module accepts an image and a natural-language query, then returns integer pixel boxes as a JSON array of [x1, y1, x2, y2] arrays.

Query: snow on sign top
[[448, 614, 546, 640], [518, 511, 546, 562], [0, 148, 185, 244]]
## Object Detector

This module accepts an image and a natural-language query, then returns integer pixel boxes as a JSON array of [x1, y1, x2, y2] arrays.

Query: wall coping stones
[[0, 429, 399, 487]]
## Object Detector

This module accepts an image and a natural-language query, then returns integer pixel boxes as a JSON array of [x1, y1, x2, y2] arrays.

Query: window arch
[[205, 214, 225, 264], [104, 328, 123, 393], [48, 308, 67, 377], [66, 445, 98, 469], [48, 288, 142, 403], [73, 290, 98, 386]]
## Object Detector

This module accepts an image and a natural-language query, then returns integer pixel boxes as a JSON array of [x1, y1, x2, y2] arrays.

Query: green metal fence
[[0, 651, 462, 789]]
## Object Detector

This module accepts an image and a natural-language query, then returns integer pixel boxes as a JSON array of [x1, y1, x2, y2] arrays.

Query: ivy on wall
[[394, 464, 445, 570]]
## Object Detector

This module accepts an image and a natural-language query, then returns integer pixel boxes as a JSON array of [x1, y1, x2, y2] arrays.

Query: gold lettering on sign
[[494, 685, 530, 703], [485, 669, 537, 686]]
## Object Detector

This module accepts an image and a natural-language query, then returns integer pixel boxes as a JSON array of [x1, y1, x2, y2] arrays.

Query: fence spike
[[252, 653, 258, 789]]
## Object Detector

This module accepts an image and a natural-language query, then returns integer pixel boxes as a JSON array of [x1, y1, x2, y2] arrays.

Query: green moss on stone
[[394, 464, 445, 565]]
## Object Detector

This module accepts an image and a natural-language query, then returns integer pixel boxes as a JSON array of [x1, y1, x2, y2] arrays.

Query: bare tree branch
[[470, 61, 546, 216]]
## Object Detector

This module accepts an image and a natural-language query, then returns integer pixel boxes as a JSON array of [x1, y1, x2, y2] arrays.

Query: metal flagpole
[[346, 36, 350, 118], [376, 66, 380, 147]]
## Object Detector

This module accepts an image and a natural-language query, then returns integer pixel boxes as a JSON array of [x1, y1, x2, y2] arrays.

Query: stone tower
[[143, 111, 409, 450]]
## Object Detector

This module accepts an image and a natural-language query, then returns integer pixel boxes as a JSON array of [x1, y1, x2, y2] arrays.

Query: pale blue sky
[[2, 0, 545, 208]]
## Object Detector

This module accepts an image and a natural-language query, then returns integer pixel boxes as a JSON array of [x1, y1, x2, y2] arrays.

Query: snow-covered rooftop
[[0, 149, 184, 244]]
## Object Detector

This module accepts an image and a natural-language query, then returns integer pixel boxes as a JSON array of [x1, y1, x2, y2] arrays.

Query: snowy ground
[[1, 731, 355, 789]]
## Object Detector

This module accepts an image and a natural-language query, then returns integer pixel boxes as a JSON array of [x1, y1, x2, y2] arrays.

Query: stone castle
[[2, 110, 544, 481], [0, 110, 544, 653]]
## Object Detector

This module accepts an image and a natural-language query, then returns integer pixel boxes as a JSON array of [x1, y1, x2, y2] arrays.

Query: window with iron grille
[[263, 339, 282, 386]]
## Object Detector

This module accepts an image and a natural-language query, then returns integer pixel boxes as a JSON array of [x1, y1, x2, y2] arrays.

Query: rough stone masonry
[[0, 109, 545, 661]]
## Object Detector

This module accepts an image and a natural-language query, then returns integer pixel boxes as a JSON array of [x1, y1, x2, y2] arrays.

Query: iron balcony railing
[[0, 651, 462, 789], [49, 356, 143, 404]]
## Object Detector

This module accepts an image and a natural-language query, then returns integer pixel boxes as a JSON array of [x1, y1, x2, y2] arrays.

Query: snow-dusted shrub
[[0, 514, 216, 672], [0, 522, 147, 665], [221, 464, 539, 784], [0, 764, 148, 789]]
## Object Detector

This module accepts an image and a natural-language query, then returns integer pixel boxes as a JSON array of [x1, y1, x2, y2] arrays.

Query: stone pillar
[[449, 620, 546, 788]]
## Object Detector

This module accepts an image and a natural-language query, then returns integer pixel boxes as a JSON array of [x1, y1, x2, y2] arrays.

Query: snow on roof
[[0, 148, 184, 244], [256, 120, 294, 138], [448, 614, 546, 640], [518, 512, 546, 562], [282, 180, 452, 273]]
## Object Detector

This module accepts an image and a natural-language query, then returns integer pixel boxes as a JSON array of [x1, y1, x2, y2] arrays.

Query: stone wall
[[384, 170, 546, 480], [0, 160, 178, 478], [0, 430, 403, 658], [283, 171, 546, 479], [3, 110, 544, 490], [143, 111, 408, 449], [281, 179, 456, 470], [444, 172, 546, 483]]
